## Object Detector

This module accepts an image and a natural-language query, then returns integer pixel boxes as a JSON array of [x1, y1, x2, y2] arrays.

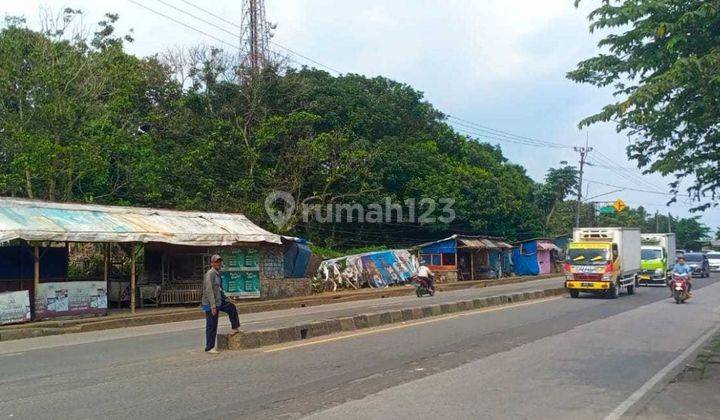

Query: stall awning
[[458, 238, 498, 249], [537, 242, 561, 252], [0, 198, 281, 246]]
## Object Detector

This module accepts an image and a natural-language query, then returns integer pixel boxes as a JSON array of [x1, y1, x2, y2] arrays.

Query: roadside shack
[[0, 198, 291, 324], [415, 235, 513, 282]]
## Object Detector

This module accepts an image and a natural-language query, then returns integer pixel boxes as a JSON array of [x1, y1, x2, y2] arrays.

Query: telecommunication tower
[[240, 0, 273, 71]]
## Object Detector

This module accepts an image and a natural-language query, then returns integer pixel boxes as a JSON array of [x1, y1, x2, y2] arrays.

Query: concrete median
[[217, 286, 566, 350]]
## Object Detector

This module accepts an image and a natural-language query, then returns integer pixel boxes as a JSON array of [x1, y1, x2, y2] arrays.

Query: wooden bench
[[160, 283, 203, 305]]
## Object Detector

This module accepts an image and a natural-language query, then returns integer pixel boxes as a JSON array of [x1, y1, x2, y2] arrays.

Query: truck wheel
[[627, 284, 635, 295], [569, 290, 579, 298], [607, 283, 619, 299]]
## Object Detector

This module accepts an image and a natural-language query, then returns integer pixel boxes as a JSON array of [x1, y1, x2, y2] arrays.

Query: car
[[683, 252, 710, 277], [706, 252, 720, 272]]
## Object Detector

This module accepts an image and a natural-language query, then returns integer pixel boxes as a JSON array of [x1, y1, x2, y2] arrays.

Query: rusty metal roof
[[0, 198, 281, 246]]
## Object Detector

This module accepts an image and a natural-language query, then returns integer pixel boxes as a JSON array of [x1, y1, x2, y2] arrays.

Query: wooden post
[[455, 248, 459, 281], [130, 244, 137, 314], [104, 244, 109, 284], [470, 251, 475, 281], [33, 244, 40, 317]]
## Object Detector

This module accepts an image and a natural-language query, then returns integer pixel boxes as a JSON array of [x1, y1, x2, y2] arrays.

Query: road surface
[[1, 274, 718, 419]]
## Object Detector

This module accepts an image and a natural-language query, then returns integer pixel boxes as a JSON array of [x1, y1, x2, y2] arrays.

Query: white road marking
[[0, 352, 23, 358], [604, 323, 720, 420]]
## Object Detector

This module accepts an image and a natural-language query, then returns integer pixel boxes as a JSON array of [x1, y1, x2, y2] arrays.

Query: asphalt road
[[1, 274, 719, 419]]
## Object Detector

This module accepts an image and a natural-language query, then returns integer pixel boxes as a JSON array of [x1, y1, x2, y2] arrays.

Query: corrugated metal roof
[[458, 238, 499, 249], [0, 198, 281, 246], [494, 241, 513, 249]]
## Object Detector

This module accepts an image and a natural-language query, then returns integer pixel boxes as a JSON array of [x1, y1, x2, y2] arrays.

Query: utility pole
[[574, 136, 593, 228], [668, 212, 672, 233], [655, 210, 660, 233]]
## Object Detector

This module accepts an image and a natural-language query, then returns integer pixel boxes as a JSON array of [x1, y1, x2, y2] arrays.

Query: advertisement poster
[[220, 249, 261, 298], [35, 281, 108, 319], [0, 290, 31, 325]]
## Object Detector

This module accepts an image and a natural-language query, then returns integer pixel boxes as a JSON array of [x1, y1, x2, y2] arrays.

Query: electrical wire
[[127, 0, 240, 51], [448, 115, 573, 149]]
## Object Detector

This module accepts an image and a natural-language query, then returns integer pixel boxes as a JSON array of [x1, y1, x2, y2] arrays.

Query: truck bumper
[[638, 274, 667, 286], [565, 281, 611, 292]]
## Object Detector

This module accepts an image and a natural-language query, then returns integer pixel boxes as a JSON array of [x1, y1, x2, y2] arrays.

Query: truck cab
[[639, 234, 676, 286], [639, 246, 666, 284], [564, 228, 641, 299]]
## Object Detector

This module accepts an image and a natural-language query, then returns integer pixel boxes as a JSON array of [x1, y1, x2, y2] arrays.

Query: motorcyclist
[[417, 264, 435, 292], [670, 255, 693, 296]]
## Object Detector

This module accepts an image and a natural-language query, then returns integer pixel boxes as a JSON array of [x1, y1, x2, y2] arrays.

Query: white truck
[[564, 227, 641, 298], [639, 233, 676, 286]]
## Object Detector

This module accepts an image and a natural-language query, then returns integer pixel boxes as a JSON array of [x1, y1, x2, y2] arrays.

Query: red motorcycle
[[669, 272, 691, 304]]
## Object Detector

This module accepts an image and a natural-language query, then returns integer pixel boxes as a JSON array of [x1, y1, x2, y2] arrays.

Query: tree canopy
[[568, 0, 720, 210]]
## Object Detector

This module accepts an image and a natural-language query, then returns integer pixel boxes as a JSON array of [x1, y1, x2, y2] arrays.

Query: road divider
[[217, 287, 567, 350]]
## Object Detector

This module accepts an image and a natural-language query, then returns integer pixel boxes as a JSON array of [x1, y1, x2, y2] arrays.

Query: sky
[[3, 0, 719, 231]]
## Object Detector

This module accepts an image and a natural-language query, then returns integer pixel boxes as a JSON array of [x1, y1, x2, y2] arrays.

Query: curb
[[0, 274, 562, 342], [217, 286, 567, 350]]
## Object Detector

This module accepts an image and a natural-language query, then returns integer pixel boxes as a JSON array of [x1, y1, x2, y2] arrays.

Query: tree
[[568, 1, 720, 209], [672, 216, 710, 250], [538, 165, 579, 229]]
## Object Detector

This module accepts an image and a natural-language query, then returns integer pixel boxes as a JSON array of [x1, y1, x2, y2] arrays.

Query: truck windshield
[[641, 249, 662, 260], [567, 248, 609, 265]]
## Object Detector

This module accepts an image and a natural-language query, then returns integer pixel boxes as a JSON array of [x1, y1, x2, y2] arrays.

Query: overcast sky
[[4, 0, 719, 231]]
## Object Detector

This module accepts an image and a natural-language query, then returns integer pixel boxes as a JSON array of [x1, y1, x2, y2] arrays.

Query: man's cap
[[210, 254, 222, 263]]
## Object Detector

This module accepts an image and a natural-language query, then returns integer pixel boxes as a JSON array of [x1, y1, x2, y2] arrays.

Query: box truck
[[564, 227, 641, 298], [639, 233, 676, 286]]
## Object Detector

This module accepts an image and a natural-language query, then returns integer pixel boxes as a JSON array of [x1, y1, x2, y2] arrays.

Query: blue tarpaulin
[[419, 238, 456, 255], [512, 241, 539, 276], [284, 241, 312, 278]]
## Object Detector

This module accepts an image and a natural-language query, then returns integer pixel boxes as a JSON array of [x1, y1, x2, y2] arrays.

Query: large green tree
[[0, 12, 548, 250], [568, 1, 720, 209]]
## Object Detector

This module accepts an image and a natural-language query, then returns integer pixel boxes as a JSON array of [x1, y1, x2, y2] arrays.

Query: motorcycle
[[669, 272, 691, 304], [413, 275, 435, 297]]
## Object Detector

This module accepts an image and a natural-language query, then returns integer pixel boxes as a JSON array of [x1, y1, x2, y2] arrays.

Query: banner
[[0, 290, 31, 325], [35, 281, 108, 319], [220, 249, 261, 298], [318, 249, 419, 289]]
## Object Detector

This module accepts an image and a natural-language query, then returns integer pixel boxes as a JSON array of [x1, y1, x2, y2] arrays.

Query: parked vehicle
[[412, 275, 435, 297], [669, 272, 691, 304], [706, 251, 720, 272], [564, 227, 641, 299], [684, 253, 710, 278], [639, 233, 676, 286]]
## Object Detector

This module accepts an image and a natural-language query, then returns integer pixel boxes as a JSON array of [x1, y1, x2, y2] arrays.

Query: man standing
[[202, 254, 240, 354]]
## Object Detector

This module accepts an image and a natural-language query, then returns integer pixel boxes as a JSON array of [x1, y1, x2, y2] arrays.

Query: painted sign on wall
[[220, 249, 261, 298], [35, 281, 108, 319], [0, 290, 31, 325]]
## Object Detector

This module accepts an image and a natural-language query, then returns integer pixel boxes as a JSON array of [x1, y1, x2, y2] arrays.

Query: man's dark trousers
[[205, 300, 240, 351]]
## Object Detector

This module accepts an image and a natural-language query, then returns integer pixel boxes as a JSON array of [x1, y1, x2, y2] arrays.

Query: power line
[[590, 149, 668, 193], [453, 127, 570, 149], [448, 115, 572, 149], [178, 0, 240, 32], [585, 179, 689, 197], [127, 0, 240, 51]]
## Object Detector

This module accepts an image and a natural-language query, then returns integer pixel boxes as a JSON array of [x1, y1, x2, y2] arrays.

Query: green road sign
[[599, 206, 616, 215]]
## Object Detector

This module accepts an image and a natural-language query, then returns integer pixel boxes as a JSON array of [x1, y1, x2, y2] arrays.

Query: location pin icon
[[265, 190, 295, 229]]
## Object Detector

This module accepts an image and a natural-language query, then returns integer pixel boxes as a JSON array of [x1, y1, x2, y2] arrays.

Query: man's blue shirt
[[673, 263, 692, 275]]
